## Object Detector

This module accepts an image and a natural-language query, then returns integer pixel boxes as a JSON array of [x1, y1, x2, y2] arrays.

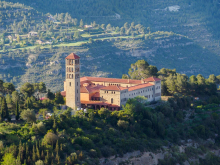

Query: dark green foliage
[[1, 97, 10, 121], [158, 68, 218, 96], [55, 91, 64, 104], [20, 109, 36, 123], [46, 89, 55, 100], [3, 82, 15, 94], [20, 83, 35, 97], [127, 60, 158, 79], [15, 100, 19, 120]]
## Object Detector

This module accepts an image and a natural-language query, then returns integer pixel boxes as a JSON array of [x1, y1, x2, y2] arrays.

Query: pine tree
[[15, 100, 19, 120]]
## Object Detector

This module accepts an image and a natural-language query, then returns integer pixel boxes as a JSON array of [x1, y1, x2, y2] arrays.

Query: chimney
[[141, 78, 144, 84], [128, 78, 130, 83]]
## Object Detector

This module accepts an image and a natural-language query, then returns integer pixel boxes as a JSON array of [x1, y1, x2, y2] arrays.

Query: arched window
[[111, 98, 113, 104]]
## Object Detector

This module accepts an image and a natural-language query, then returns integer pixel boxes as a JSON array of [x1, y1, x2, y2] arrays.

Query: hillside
[[0, 0, 220, 92]]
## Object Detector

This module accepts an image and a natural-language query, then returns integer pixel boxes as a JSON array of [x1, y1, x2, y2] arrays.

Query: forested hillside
[[1, 77, 220, 164], [1, 0, 220, 92]]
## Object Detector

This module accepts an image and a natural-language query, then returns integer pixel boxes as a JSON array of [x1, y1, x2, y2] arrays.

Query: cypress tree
[[36, 145, 40, 160], [0, 99, 3, 122], [1, 97, 8, 121], [32, 145, 36, 162], [55, 140, 59, 153], [51, 152, 54, 159], [55, 151, 60, 164], [25, 143, 29, 159], [44, 151, 49, 165], [27, 156, 31, 164], [41, 150, 44, 160], [53, 119, 57, 132], [15, 100, 19, 120]]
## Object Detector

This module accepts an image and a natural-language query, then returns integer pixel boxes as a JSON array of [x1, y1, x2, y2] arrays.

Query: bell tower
[[65, 53, 81, 110]]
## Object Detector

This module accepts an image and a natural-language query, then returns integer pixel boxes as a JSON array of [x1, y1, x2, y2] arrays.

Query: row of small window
[[105, 91, 116, 94], [121, 91, 127, 94], [145, 95, 153, 99], [121, 98, 127, 102], [67, 74, 80, 79], [129, 88, 154, 96], [67, 59, 79, 65], [155, 93, 161, 97], [66, 67, 80, 72], [156, 86, 161, 89], [69, 82, 79, 87]]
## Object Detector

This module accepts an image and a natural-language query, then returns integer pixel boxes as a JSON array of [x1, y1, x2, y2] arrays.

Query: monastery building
[[61, 53, 161, 110]]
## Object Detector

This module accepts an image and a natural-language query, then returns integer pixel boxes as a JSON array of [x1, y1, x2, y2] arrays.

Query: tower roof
[[65, 53, 80, 59]]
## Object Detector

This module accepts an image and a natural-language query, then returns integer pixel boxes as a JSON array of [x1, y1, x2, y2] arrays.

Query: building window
[[149, 95, 150, 98], [77, 97, 78, 101], [152, 88, 153, 90], [111, 98, 113, 104], [75, 59, 79, 64], [77, 82, 78, 86], [77, 89, 78, 93], [152, 95, 153, 98], [69, 82, 71, 86]]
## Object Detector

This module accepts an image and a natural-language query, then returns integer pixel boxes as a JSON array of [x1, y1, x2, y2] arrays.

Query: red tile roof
[[61, 91, 66, 97], [65, 53, 80, 59], [80, 86, 89, 93], [128, 83, 154, 91], [144, 77, 161, 82], [92, 92, 100, 97], [80, 77, 142, 84], [100, 85, 127, 91], [80, 84, 104, 93]]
